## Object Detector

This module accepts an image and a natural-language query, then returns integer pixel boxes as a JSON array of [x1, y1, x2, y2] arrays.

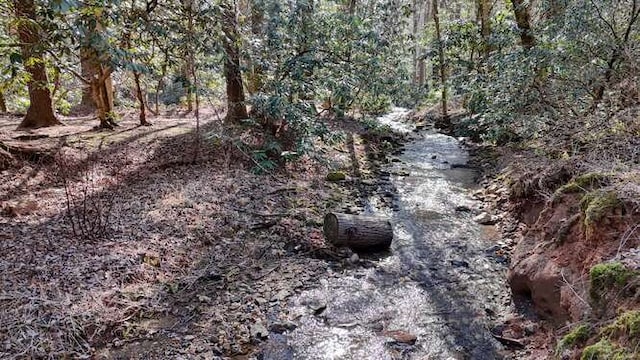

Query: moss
[[326, 171, 346, 181], [580, 339, 628, 360], [581, 191, 620, 227], [555, 173, 612, 196], [589, 262, 634, 301], [602, 311, 640, 342], [590, 263, 633, 288], [557, 324, 591, 353]]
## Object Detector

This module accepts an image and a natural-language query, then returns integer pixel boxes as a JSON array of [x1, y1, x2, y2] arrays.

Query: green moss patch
[[602, 311, 640, 343], [589, 262, 635, 301], [326, 171, 346, 181], [555, 173, 612, 196], [557, 324, 591, 353], [580, 339, 629, 360], [580, 191, 620, 227]]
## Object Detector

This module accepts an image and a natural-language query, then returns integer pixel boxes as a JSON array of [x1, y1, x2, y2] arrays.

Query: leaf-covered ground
[[0, 110, 382, 359]]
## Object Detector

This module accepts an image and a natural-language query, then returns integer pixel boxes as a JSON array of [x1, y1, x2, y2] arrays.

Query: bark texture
[[221, 1, 248, 122], [13, 0, 61, 129], [511, 0, 536, 49], [323, 212, 393, 251]]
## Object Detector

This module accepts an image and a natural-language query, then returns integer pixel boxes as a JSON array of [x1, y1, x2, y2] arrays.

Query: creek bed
[[261, 109, 512, 360]]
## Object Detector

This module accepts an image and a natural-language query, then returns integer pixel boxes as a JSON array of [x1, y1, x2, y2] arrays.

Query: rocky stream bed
[[258, 109, 520, 360]]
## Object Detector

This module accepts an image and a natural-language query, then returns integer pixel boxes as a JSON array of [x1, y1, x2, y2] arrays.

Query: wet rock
[[361, 179, 376, 186], [450, 260, 470, 268], [473, 212, 496, 225], [259, 334, 293, 360], [384, 330, 417, 345], [268, 321, 297, 334]]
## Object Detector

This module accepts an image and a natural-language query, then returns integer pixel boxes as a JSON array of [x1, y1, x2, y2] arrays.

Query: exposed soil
[[463, 141, 640, 359]]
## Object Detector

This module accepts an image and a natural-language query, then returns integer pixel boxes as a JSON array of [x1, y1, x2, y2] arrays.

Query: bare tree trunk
[[90, 66, 118, 129], [221, 0, 248, 122], [134, 72, 151, 126], [511, 0, 536, 50], [0, 91, 6, 113], [13, 0, 61, 129], [246, 0, 264, 94], [79, 49, 97, 112], [477, 0, 492, 55], [433, 0, 449, 122]]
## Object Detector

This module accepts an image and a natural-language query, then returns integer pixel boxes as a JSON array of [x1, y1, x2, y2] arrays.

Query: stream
[[261, 108, 513, 360]]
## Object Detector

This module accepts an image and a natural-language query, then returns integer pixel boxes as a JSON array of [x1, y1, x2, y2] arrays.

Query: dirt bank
[[468, 144, 640, 359]]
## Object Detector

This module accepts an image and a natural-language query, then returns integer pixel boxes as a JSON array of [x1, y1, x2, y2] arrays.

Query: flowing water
[[262, 108, 512, 360]]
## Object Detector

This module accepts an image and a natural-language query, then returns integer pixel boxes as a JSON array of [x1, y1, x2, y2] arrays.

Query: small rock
[[473, 212, 496, 225], [524, 323, 538, 336], [384, 330, 417, 345], [454, 205, 472, 212], [450, 260, 470, 268], [348, 253, 360, 264], [268, 321, 297, 334], [250, 323, 269, 340], [271, 289, 289, 302], [183, 335, 196, 341], [326, 171, 346, 181]]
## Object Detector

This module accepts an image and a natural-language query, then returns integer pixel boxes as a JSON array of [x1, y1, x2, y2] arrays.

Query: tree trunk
[[80, 7, 115, 127], [134, 72, 151, 126], [91, 66, 118, 129], [13, 0, 61, 129], [0, 90, 6, 113], [323, 212, 393, 251], [433, 0, 449, 123], [79, 48, 97, 112], [246, 1, 264, 94], [477, 0, 492, 55], [221, 0, 248, 122], [511, 0, 536, 50]]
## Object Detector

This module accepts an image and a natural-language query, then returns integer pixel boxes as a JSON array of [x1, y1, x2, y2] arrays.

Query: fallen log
[[323, 212, 393, 251]]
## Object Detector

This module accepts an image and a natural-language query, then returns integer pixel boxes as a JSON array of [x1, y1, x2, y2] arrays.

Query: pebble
[[473, 212, 496, 225]]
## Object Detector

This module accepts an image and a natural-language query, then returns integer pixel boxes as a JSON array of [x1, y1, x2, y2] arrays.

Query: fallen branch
[[488, 327, 526, 349]]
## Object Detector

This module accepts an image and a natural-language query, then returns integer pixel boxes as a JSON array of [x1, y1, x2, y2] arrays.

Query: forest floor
[[0, 108, 406, 359]]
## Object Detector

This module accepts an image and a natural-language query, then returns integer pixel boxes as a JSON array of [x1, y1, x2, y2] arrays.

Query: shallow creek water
[[263, 109, 512, 359]]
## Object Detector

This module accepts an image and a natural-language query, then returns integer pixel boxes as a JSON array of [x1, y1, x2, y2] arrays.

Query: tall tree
[[0, 91, 6, 113], [77, 5, 117, 129], [221, 0, 248, 122], [12, 0, 61, 129], [477, 0, 492, 55], [511, 0, 535, 49], [433, 0, 449, 121]]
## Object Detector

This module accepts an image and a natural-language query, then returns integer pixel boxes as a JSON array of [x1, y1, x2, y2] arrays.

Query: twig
[[487, 326, 526, 349], [560, 268, 590, 306]]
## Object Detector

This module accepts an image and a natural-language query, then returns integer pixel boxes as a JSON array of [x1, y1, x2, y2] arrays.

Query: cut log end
[[323, 212, 393, 251]]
